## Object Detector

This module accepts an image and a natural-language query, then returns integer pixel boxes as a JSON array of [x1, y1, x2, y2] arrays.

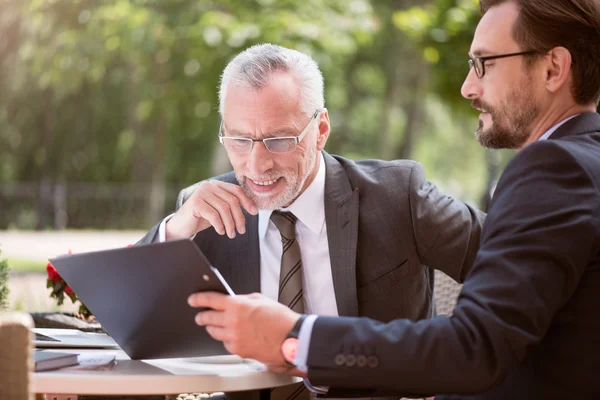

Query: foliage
[[393, 0, 481, 113], [0, 0, 500, 229], [0, 247, 10, 309], [0, 0, 375, 184], [5, 258, 46, 273]]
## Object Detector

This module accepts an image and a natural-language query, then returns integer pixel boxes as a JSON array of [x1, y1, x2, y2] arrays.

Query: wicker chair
[[0, 312, 34, 400], [434, 270, 463, 316]]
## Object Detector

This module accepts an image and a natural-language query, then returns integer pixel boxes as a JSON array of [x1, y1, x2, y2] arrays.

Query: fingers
[[206, 182, 250, 237], [205, 325, 227, 342], [190, 181, 257, 239], [189, 293, 290, 364], [196, 190, 235, 238], [210, 181, 258, 215], [194, 309, 226, 327], [196, 308, 240, 356], [188, 291, 229, 310], [266, 364, 293, 374], [267, 363, 305, 377]]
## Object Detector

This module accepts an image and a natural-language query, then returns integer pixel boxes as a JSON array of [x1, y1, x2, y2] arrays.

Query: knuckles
[[215, 200, 231, 213], [227, 195, 241, 207], [196, 181, 213, 192]]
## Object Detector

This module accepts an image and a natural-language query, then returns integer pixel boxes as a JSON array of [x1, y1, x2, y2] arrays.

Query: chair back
[[434, 270, 463, 316], [0, 312, 34, 400]]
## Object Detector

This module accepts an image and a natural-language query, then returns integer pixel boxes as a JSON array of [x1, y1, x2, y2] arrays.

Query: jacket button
[[334, 354, 346, 366], [357, 355, 368, 367], [367, 355, 379, 368], [345, 354, 356, 367]]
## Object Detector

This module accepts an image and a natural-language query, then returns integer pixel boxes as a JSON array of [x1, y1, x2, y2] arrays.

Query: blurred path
[[0, 230, 146, 262]]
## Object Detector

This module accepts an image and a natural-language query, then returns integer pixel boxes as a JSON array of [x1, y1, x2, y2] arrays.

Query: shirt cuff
[[157, 214, 175, 242], [295, 315, 329, 394], [294, 314, 318, 371], [303, 378, 329, 395]]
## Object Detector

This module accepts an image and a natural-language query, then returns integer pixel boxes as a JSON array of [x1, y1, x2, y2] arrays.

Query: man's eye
[[230, 139, 248, 147]]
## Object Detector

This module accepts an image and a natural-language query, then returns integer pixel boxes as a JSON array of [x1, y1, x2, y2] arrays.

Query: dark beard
[[475, 118, 526, 149], [473, 95, 537, 150]]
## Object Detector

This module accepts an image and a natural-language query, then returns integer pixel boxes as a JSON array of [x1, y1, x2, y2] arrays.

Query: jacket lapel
[[323, 152, 360, 317], [549, 112, 600, 140]]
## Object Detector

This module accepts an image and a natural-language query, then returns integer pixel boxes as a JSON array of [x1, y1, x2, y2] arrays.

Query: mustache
[[472, 99, 494, 112]]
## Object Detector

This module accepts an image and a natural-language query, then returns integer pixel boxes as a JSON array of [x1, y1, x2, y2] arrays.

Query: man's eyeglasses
[[468, 49, 547, 79], [218, 108, 322, 154]]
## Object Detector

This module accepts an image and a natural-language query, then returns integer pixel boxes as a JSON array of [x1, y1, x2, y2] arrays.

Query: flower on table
[[46, 262, 61, 284], [46, 249, 90, 318], [46, 245, 134, 320]]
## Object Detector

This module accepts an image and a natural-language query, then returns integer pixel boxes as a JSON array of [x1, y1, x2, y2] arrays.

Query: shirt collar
[[538, 114, 580, 141], [258, 152, 326, 239]]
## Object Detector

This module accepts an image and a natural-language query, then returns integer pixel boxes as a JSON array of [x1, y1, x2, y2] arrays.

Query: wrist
[[280, 314, 307, 366], [165, 214, 193, 240]]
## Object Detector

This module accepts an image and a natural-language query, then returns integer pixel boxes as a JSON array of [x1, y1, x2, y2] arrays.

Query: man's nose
[[461, 68, 482, 100], [248, 141, 274, 175]]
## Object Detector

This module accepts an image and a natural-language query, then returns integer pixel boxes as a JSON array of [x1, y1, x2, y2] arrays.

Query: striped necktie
[[270, 211, 304, 313]]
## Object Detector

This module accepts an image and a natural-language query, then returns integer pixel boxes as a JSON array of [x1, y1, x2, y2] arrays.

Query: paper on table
[[63, 353, 117, 371], [144, 355, 267, 376]]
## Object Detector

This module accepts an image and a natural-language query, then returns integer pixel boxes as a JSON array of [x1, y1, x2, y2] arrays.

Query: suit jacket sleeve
[[407, 162, 486, 282], [306, 141, 600, 397]]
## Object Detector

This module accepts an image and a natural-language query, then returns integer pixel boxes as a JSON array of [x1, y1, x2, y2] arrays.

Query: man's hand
[[188, 291, 305, 376], [166, 180, 258, 240], [267, 364, 308, 378]]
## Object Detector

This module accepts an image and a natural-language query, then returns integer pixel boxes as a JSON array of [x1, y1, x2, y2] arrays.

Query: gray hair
[[218, 44, 324, 117]]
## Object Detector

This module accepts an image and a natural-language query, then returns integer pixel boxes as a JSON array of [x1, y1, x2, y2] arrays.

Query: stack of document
[[34, 350, 79, 371]]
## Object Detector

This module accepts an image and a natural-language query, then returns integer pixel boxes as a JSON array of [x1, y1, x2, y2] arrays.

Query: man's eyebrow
[[265, 128, 298, 137], [220, 122, 251, 138], [224, 129, 253, 138], [470, 48, 494, 57], [221, 124, 298, 138]]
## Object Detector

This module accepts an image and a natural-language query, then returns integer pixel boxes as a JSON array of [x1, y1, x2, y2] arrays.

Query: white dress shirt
[[258, 152, 338, 316], [159, 152, 338, 316], [538, 114, 579, 141]]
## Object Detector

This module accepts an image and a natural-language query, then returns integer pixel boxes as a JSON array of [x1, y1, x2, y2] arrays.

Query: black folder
[[50, 238, 234, 360]]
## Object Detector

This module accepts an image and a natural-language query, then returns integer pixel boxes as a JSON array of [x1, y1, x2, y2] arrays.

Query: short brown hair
[[480, 0, 600, 105]]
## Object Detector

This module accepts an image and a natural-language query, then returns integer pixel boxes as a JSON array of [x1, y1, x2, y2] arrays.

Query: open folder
[[49, 238, 234, 360]]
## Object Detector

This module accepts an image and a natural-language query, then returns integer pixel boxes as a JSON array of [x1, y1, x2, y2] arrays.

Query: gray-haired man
[[138, 43, 485, 399]]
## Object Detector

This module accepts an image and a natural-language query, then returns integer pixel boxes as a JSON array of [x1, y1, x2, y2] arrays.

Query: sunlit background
[[0, 0, 514, 311]]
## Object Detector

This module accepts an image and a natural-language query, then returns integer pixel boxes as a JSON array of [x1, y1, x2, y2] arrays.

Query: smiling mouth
[[251, 178, 279, 186]]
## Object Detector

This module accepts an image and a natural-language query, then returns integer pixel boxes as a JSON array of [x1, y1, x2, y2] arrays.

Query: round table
[[33, 349, 300, 396]]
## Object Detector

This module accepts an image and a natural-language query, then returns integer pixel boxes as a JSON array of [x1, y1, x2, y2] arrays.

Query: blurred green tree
[[0, 0, 502, 228], [0, 0, 376, 227]]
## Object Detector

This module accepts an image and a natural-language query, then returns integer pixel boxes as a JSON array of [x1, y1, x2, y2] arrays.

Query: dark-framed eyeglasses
[[218, 108, 322, 154], [468, 49, 547, 78]]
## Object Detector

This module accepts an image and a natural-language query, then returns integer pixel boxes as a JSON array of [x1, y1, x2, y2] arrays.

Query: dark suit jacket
[[138, 152, 484, 324], [306, 113, 600, 399]]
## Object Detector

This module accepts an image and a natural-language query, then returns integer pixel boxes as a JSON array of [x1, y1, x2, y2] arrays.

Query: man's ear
[[316, 108, 330, 151], [545, 46, 572, 94]]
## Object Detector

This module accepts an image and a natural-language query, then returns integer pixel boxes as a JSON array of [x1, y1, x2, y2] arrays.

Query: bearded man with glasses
[[186, 1, 600, 399], [137, 43, 485, 399]]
